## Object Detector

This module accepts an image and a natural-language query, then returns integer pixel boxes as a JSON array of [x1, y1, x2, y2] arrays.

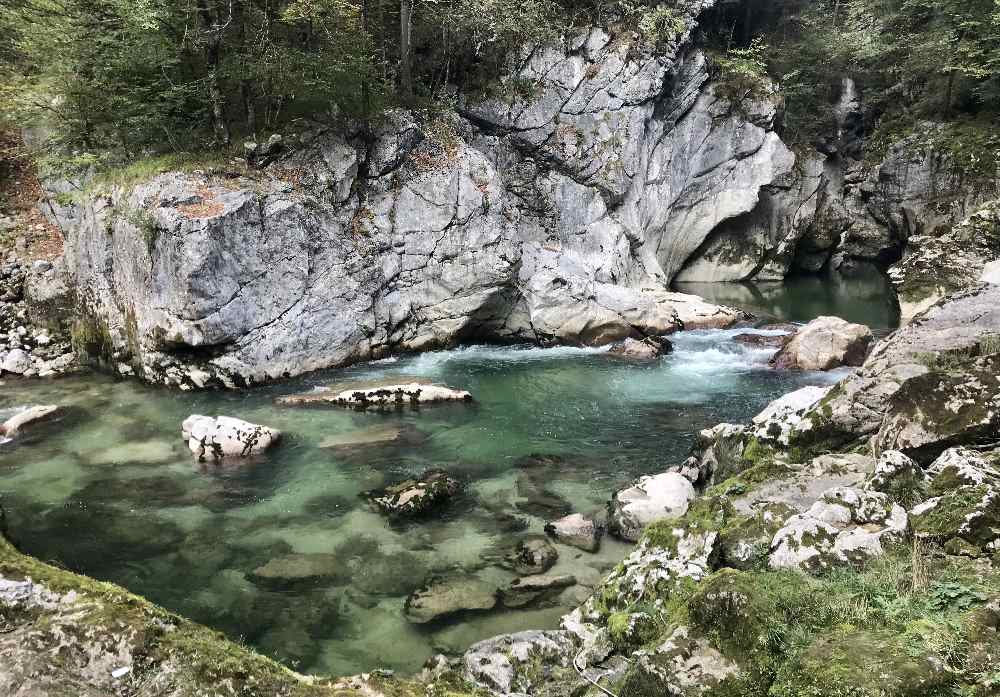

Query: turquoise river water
[[0, 267, 899, 676]]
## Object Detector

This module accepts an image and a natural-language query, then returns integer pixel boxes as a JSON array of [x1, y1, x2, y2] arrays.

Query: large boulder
[[864, 450, 929, 507], [608, 472, 696, 542], [750, 385, 832, 446], [771, 316, 873, 371], [180, 415, 280, 462]]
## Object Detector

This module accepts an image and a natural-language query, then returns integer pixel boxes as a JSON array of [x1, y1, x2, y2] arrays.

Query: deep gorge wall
[[39, 4, 999, 388]]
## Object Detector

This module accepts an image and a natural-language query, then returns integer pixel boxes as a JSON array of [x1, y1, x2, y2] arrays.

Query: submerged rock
[[0, 404, 62, 438], [545, 513, 603, 552], [608, 472, 696, 542], [500, 574, 576, 608], [364, 469, 460, 518], [276, 380, 472, 410], [404, 577, 498, 624], [505, 536, 558, 576], [249, 553, 342, 587], [771, 316, 873, 370], [181, 415, 281, 462]]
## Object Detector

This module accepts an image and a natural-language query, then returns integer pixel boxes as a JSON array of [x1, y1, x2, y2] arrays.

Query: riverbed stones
[[505, 536, 558, 575], [771, 316, 873, 370], [277, 380, 472, 409], [364, 469, 460, 518], [608, 472, 696, 542], [545, 513, 603, 552], [769, 486, 908, 571], [404, 577, 498, 624], [0, 405, 62, 437], [249, 553, 342, 588], [181, 415, 281, 462], [500, 574, 576, 608]]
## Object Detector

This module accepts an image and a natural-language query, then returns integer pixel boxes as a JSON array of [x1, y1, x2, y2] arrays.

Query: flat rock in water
[[181, 415, 280, 462], [1, 405, 62, 437], [364, 469, 460, 518], [404, 577, 498, 624], [249, 553, 341, 586], [500, 574, 576, 608], [545, 513, 603, 552], [276, 379, 472, 410]]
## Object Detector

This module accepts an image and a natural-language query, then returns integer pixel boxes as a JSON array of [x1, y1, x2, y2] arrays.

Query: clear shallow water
[[0, 323, 876, 675]]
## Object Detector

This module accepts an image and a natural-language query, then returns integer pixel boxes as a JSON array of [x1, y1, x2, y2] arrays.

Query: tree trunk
[[399, 0, 413, 98], [196, 0, 231, 145]]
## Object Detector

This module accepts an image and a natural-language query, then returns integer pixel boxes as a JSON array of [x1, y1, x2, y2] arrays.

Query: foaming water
[[0, 326, 860, 676]]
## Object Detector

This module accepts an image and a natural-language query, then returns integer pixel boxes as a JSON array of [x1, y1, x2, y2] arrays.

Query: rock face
[[608, 472, 696, 542], [364, 469, 460, 518], [769, 486, 908, 571], [791, 285, 1000, 462], [771, 316, 873, 371], [889, 199, 1000, 321], [180, 415, 281, 462], [404, 577, 498, 624], [276, 381, 472, 409], [45, 12, 792, 388], [0, 257, 75, 378]]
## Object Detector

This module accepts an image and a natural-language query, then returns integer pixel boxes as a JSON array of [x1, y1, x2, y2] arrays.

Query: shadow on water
[[675, 262, 901, 334], [0, 274, 901, 677]]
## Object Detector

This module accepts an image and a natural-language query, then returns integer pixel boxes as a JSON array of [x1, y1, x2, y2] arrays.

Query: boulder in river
[[608, 472, 696, 542], [608, 337, 671, 359], [544, 513, 603, 552], [1, 348, 31, 375], [276, 379, 471, 410], [771, 316, 873, 370], [500, 574, 576, 608], [404, 577, 498, 624], [505, 536, 559, 575], [364, 469, 460, 518], [181, 415, 281, 462], [1, 404, 62, 438]]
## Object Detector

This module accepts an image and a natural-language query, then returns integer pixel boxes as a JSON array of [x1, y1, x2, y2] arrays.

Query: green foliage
[[711, 37, 771, 104]]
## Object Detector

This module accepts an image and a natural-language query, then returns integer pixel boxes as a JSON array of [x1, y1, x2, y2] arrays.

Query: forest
[[0, 0, 998, 172]]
